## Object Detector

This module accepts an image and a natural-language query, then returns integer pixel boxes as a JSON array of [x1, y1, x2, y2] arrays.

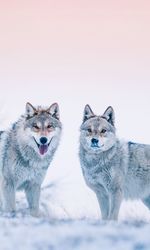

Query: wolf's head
[[80, 105, 116, 153], [20, 102, 62, 156]]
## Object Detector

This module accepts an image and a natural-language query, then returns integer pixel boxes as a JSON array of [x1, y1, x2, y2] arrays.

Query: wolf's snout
[[40, 137, 48, 145], [91, 138, 99, 146]]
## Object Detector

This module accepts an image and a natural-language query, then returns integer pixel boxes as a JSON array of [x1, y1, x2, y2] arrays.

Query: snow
[[1, 183, 150, 250], [1, 217, 150, 250]]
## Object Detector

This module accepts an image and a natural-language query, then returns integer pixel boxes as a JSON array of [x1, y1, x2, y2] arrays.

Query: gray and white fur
[[79, 105, 150, 220], [0, 102, 62, 217]]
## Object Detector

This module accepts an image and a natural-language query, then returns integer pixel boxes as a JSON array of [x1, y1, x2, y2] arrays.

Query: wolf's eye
[[101, 129, 107, 134], [87, 128, 92, 133], [33, 124, 40, 130], [47, 124, 53, 129]]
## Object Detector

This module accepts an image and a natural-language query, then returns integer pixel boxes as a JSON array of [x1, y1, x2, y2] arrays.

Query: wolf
[[79, 105, 150, 220], [0, 102, 62, 217]]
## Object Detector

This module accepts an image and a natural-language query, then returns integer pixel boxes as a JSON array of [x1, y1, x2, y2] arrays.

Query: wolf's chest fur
[[0, 131, 54, 190], [13, 157, 49, 189], [80, 144, 123, 191], [82, 158, 112, 189]]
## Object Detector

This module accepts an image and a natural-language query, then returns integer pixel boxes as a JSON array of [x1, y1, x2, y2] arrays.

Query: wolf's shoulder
[[128, 141, 150, 150], [128, 140, 150, 161]]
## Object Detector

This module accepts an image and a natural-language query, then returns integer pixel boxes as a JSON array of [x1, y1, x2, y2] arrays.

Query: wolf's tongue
[[39, 145, 48, 155]]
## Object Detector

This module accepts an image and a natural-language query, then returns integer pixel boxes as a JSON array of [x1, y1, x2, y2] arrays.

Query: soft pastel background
[[0, 0, 150, 219]]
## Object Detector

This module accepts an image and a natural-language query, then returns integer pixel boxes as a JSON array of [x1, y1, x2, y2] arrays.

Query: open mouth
[[33, 138, 52, 155]]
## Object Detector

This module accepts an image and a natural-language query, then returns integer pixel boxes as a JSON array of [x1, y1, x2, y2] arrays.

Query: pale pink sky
[[1, 1, 150, 63]]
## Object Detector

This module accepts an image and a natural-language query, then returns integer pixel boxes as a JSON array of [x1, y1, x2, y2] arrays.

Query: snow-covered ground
[[1, 182, 150, 250], [1, 217, 150, 250]]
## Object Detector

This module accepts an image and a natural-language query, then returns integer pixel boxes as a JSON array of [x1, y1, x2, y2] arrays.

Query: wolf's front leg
[[2, 179, 16, 213], [25, 183, 41, 217], [109, 186, 123, 220], [95, 186, 110, 220]]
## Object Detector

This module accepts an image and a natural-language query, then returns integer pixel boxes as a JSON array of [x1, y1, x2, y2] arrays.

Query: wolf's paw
[[2, 211, 16, 218], [30, 209, 44, 218], [30, 209, 40, 218]]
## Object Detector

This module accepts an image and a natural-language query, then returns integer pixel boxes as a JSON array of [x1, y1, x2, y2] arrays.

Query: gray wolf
[[79, 105, 150, 220], [0, 102, 62, 217]]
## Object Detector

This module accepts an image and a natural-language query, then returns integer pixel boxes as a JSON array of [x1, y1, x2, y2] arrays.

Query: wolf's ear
[[26, 102, 37, 118], [103, 106, 115, 126], [83, 104, 95, 123], [47, 103, 59, 120]]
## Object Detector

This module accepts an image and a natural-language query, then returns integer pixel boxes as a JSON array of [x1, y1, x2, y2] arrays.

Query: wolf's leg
[[142, 195, 150, 210], [109, 187, 123, 220], [25, 183, 41, 217], [95, 186, 110, 220], [0, 178, 3, 211], [2, 179, 16, 212]]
